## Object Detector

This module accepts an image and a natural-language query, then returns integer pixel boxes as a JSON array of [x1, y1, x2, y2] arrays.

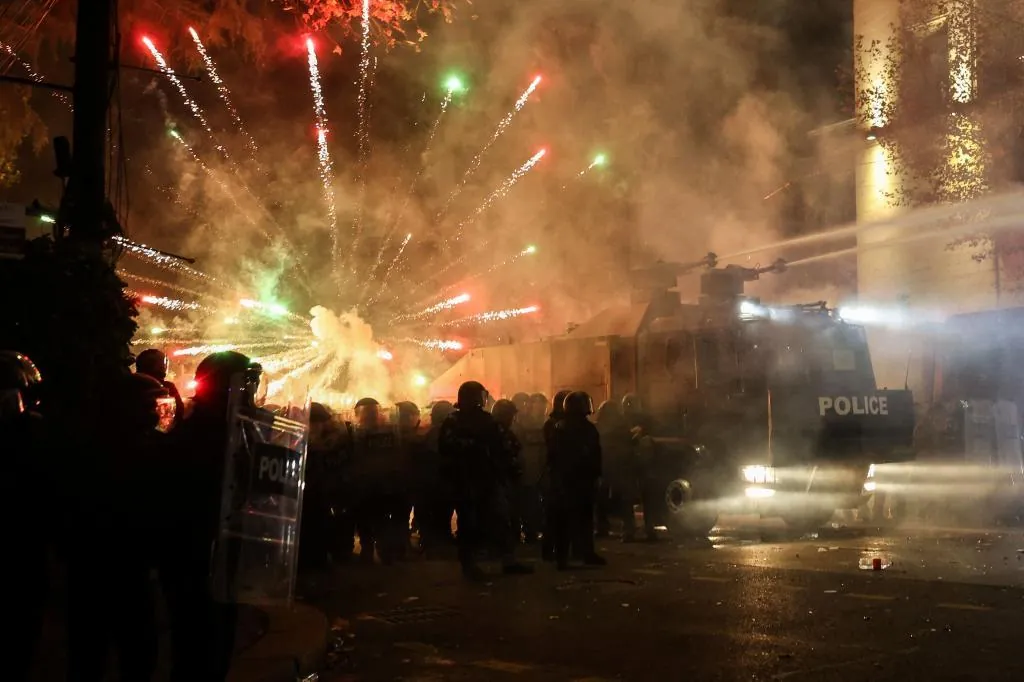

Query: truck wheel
[[664, 479, 718, 537], [781, 508, 835, 533]]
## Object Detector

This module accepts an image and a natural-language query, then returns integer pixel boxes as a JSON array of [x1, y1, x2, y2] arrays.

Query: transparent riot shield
[[211, 374, 310, 606]]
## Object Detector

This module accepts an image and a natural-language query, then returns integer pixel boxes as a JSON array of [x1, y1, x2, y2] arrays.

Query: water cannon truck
[[430, 254, 916, 534]]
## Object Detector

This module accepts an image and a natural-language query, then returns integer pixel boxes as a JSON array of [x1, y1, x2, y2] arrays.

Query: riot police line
[[5, 342, 673, 682], [299, 382, 669, 578]]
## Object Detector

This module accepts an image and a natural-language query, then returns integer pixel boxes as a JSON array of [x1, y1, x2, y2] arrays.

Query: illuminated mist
[[19, 1, 854, 409]]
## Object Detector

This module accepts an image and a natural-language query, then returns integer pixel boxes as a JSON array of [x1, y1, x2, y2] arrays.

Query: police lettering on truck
[[818, 395, 889, 417]]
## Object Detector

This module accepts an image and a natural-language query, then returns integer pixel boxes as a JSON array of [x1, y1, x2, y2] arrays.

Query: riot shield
[[211, 374, 310, 606]]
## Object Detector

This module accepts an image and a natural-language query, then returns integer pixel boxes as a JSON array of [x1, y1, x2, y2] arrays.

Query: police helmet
[[194, 350, 258, 409], [119, 372, 175, 432], [594, 399, 621, 426], [396, 400, 421, 428], [550, 389, 572, 418], [354, 397, 381, 425], [310, 402, 332, 424], [563, 391, 594, 417], [430, 400, 454, 425], [135, 348, 169, 381], [511, 392, 531, 413], [0, 350, 42, 417], [491, 398, 518, 425], [456, 381, 489, 410], [621, 393, 641, 414]]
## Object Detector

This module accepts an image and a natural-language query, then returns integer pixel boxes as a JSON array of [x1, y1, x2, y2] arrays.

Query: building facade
[[853, 0, 1004, 393]]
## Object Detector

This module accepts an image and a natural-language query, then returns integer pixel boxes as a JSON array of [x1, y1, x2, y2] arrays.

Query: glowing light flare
[[377, 349, 394, 361], [142, 37, 225, 158], [444, 72, 467, 94], [187, 27, 257, 156], [412, 373, 429, 387], [440, 305, 540, 328], [306, 38, 340, 279], [451, 148, 547, 243]]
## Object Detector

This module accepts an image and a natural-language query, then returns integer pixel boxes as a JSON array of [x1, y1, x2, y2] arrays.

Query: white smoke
[[308, 305, 392, 404]]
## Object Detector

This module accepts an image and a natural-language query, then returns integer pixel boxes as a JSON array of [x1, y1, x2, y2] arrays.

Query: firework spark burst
[[451, 148, 546, 243], [439, 305, 540, 328], [142, 37, 226, 158], [424, 245, 536, 305], [368, 86, 456, 286], [367, 233, 412, 305], [187, 27, 258, 157], [350, 0, 373, 263], [306, 38, 340, 280], [138, 294, 204, 312], [438, 75, 543, 218], [391, 292, 471, 324], [115, 236, 217, 283], [1, 41, 71, 108], [408, 338, 465, 351]]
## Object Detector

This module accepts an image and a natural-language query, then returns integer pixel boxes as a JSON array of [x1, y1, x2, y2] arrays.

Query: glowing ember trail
[[440, 305, 540, 328], [349, 0, 373, 270], [408, 338, 464, 351], [142, 37, 225, 158], [371, 85, 456, 282], [427, 245, 536, 305], [114, 235, 216, 283], [1, 41, 71, 108], [168, 130, 269, 241], [452, 148, 546, 243], [306, 38, 340, 281], [439, 75, 543, 217], [367, 233, 413, 305], [187, 27, 258, 157], [391, 293, 471, 324], [139, 294, 203, 312]]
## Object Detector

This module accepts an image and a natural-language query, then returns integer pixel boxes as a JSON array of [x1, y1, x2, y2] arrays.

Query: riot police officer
[[492, 399, 528, 564], [350, 397, 409, 564], [550, 391, 606, 569], [595, 400, 640, 541], [300, 402, 336, 571], [511, 392, 531, 418], [136, 348, 185, 428], [439, 381, 532, 580], [416, 400, 456, 554], [622, 393, 659, 541], [4, 351, 49, 682], [541, 389, 572, 561], [160, 350, 258, 681]]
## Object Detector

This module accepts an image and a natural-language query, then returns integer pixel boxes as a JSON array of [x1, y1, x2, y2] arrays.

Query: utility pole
[[68, 0, 115, 242]]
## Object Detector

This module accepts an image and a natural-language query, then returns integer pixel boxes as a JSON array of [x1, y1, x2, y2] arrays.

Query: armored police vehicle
[[430, 254, 916, 535]]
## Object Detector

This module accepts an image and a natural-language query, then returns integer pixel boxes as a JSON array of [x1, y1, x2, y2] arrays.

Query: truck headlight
[[741, 465, 776, 485]]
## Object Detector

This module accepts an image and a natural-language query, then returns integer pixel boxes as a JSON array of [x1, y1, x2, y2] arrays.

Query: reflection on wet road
[[317, 518, 1024, 681]]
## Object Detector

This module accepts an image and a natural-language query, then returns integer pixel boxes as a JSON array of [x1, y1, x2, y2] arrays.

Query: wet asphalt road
[[314, 518, 1024, 681]]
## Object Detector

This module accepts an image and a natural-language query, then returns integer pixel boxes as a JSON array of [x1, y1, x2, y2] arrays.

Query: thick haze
[[5, 0, 854, 404]]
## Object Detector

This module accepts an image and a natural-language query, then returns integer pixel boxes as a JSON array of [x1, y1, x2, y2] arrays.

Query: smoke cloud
[[96, 0, 851, 406]]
